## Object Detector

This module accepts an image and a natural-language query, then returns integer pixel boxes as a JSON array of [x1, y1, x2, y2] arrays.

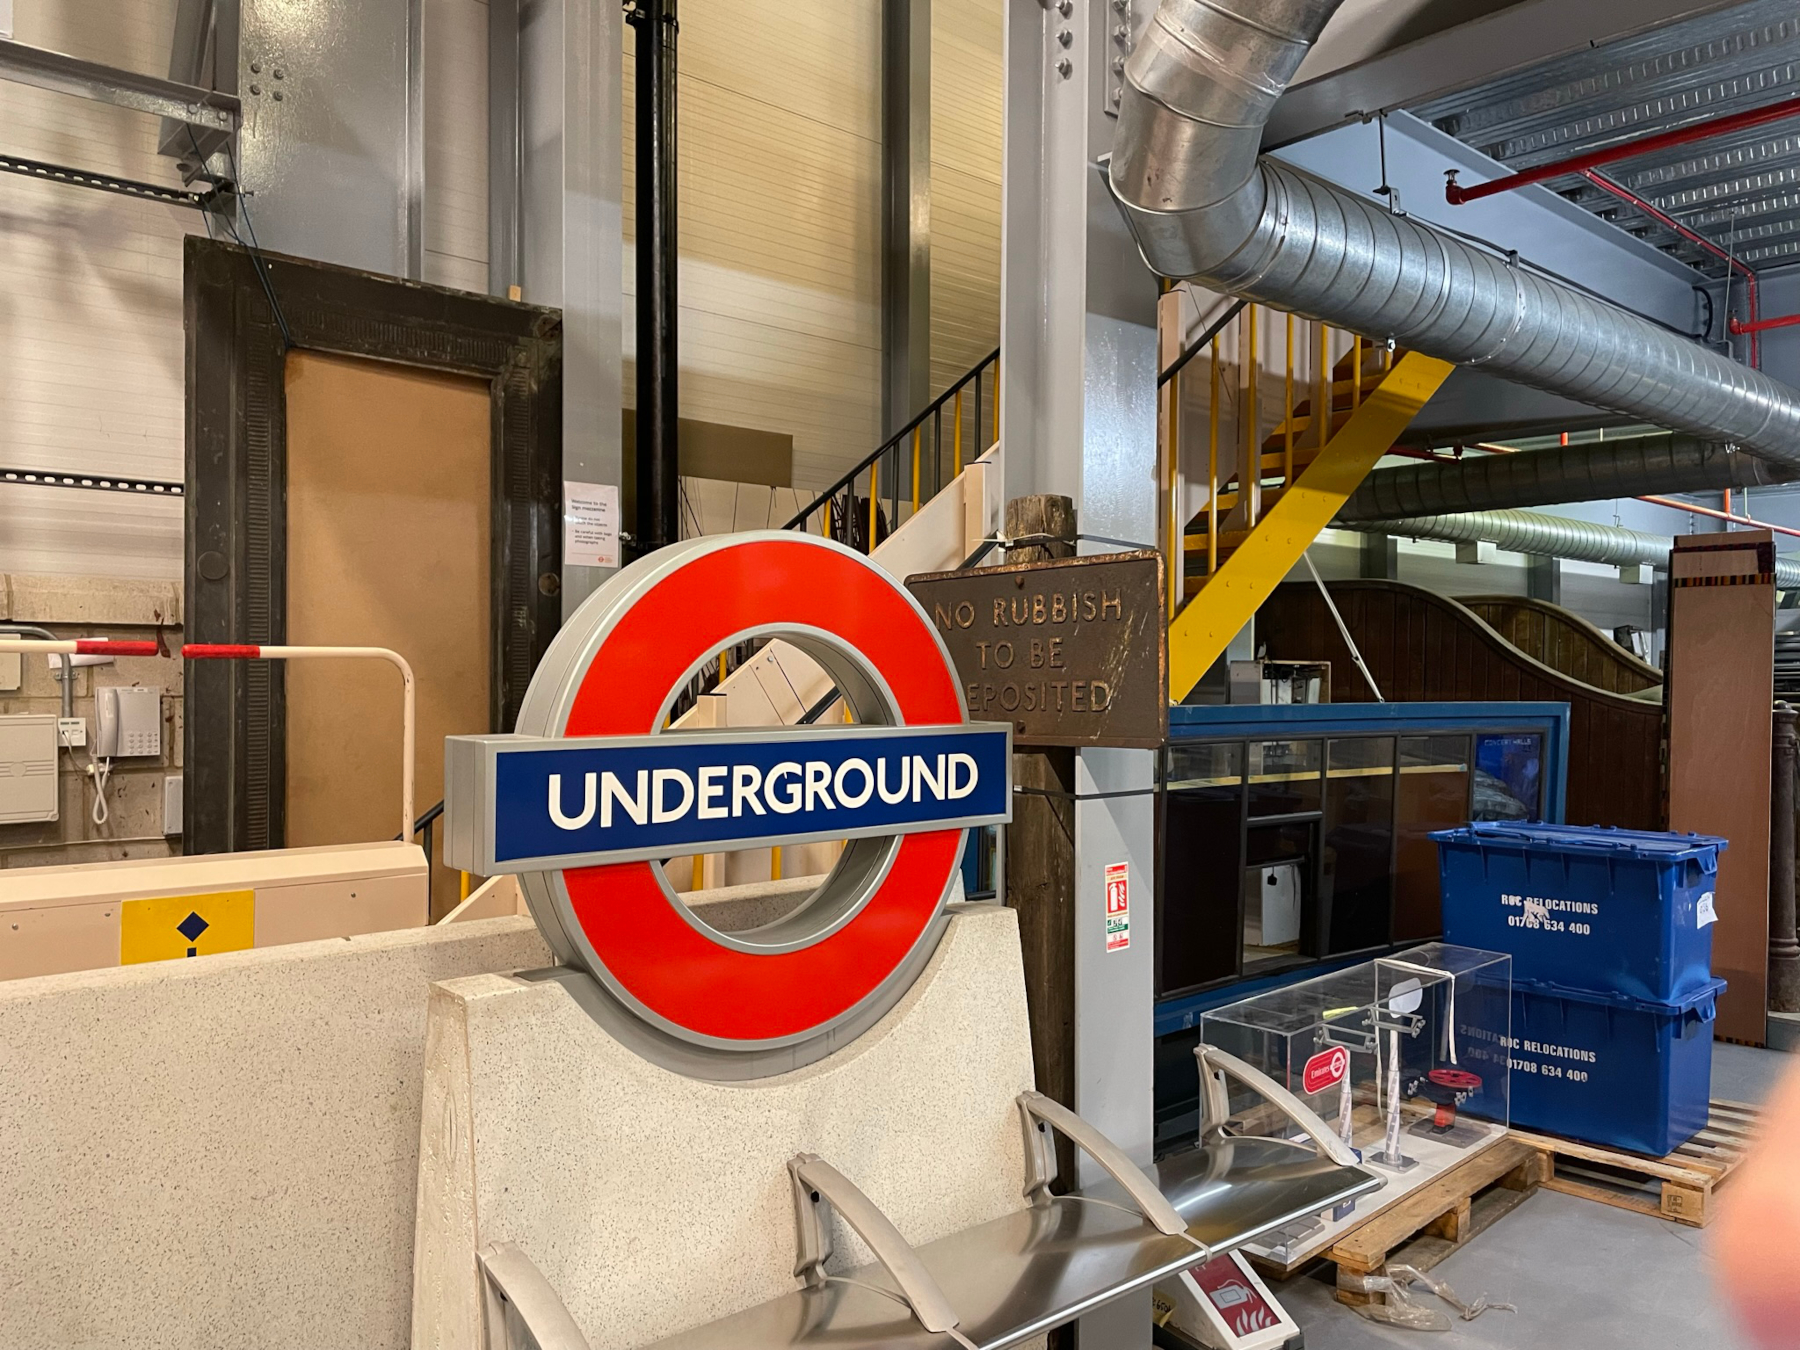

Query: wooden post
[[1002, 494, 1077, 1184], [1668, 531, 1777, 1041]]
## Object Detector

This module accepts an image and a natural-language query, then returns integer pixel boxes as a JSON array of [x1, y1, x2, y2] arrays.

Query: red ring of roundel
[[559, 537, 966, 1044]]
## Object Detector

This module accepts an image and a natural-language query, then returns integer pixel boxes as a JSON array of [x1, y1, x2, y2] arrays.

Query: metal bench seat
[[476, 1049, 1381, 1350]]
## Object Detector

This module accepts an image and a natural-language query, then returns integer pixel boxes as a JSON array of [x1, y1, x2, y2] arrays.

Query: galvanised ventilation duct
[[1342, 508, 1800, 588], [1337, 436, 1793, 523], [1108, 0, 1800, 469]]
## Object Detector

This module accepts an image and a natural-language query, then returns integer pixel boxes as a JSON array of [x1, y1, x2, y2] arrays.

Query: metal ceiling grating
[[1412, 0, 1800, 276]]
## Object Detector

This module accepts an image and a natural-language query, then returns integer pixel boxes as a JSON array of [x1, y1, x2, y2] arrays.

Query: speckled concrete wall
[[0, 914, 553, 1350], [412, 903, 1039, 1350]]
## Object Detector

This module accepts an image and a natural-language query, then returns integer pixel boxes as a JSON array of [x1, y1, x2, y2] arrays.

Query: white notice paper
[[1697, 891, 1718, 928], [564, 481, 621, 569]]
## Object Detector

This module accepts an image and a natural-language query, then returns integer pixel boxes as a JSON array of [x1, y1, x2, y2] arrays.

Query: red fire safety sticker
[[1303, 1046, 1349, 1095], [1105, 862, 1130, 952]]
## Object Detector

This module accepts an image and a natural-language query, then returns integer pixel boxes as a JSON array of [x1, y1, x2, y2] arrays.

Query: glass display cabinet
[[1160, 702, 1568, 998], [1154, 702, 1564, 1155], [1197, 944, 1513, 1267]]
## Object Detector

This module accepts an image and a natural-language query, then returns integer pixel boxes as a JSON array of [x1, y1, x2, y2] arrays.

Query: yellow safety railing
[[1157, 292, 1454, 700], [783, 348, 1000, 550]]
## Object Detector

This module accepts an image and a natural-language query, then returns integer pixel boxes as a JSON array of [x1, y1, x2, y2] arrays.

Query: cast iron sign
[[444, 531, 1012, 1078], [905, 549, 1167, 749]]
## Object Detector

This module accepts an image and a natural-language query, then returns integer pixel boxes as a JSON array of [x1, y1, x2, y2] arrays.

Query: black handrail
[[398, 799, 448, 904], [1158, 299, 1248, 389], [781, 347, 999, 533]]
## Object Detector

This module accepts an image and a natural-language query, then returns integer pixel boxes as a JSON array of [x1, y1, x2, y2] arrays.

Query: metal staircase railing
[[1159, 295, 1455, 702], [781, 348, 999, 549], [663, 348, 1000, 724]]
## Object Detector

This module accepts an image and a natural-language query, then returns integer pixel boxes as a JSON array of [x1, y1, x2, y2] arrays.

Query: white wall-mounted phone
[[95, 686, 162, 758]]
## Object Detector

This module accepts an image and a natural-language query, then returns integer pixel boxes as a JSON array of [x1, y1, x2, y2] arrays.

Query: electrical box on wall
[[96, 687, 162, 758], [0, 651, 20, 691], [0, 714, 59, 823]]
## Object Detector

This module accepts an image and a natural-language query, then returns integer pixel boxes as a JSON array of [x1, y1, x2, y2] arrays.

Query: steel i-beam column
[[492, 0, 624, 614], [1001, 2, 1159, 1345]]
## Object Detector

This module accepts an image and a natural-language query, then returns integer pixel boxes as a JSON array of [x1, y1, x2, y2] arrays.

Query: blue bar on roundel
[[489, 724, 1011, 866]]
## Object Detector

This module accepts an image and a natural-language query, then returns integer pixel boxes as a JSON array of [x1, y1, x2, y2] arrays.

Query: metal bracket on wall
[[0, 36, 237, 133], [0, 36, 238, 210], [0, 151, 232, 211]]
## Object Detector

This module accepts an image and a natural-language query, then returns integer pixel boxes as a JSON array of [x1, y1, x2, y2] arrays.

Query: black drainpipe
[[629, 0, 679, 555]]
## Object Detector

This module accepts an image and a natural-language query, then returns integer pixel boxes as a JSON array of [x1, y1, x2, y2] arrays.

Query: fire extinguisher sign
[[1105, 861, 1130, 952]]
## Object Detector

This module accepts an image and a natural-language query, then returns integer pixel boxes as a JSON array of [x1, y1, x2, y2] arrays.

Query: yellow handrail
[[1314, 323, 1330, 450], [867, 461, 878, 549], [1207, 335, 1220, 576], [1167, 350, 1181, 618], [911, 426, 922, 514], [953, 389, 964, 477], [1284, 314, 1295, 487], [1246, 306, 1258, 524]]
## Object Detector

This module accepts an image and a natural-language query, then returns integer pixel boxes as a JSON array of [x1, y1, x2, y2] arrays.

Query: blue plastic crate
[[1507, 976, 1724, 1157], [1434, 822, 1727, 1002]]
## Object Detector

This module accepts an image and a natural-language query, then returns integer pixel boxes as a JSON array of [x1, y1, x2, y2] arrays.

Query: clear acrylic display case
[[1201, 944, 1511, 1171]]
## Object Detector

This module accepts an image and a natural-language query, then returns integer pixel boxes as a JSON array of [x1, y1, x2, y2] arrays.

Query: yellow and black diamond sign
[[120, 890, 254, 965]]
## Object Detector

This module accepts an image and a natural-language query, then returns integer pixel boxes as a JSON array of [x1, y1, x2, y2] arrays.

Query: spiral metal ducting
[[1107, 0, 1800, 468], [1337, 436, 1793, 523], [1343, 508, 1800, 588]]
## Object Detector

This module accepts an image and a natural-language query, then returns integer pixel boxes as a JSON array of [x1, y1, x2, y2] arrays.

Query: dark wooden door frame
[[184, 236, 563, 855]]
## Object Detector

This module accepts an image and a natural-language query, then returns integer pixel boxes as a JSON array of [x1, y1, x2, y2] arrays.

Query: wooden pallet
[[1509, 1099, 1760, 1229], [1327, 1137, 1547, 1306]]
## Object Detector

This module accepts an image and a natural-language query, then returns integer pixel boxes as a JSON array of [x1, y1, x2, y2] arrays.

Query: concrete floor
[[1276, 1043, 1792, 1350]]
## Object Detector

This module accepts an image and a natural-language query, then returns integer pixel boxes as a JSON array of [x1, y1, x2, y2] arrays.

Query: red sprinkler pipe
[[1579, 170, 1760, 368], [1445, 93, 1800, 206], [1731, 312, 1800, 337]]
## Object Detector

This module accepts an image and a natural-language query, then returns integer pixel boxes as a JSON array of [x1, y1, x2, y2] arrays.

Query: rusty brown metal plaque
[[905, 550, 1167, 748]]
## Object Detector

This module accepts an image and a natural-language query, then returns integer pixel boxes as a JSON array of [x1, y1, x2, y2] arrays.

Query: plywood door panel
[[1668, 579, 1775, 1042], [283, 351, 492, 918]]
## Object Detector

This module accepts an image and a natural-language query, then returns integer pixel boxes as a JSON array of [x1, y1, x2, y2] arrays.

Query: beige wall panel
[[253, 875, 427, 947], [622, 3, 884, 495], [675, 0, 882, 139], [0, 902, 118, 981], [931, 165, 1002, 392], [283, 352, 492, 916], [626, 75, 880, 304], [424, 0, 491, 293], [931, 0, 1003, 396], [0, 0, 188, 583]]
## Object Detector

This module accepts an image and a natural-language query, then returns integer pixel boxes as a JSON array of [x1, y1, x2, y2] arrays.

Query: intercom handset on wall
[[95, 686, 163, 759]]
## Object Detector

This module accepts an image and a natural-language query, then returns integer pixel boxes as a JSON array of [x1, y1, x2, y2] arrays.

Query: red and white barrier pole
[[0, 638, 161, 657], [0, 639, 417, 845]]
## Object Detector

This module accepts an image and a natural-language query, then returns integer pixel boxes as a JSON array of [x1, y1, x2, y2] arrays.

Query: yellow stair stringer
[[1169, 351, 1456, 701]]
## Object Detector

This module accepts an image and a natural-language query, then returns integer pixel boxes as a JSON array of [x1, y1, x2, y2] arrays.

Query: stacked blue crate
[[1434, 822, 1729, 1156]]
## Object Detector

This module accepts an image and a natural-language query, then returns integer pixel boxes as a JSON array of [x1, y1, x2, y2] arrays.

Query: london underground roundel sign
[[444, 532, 1012, 1077]]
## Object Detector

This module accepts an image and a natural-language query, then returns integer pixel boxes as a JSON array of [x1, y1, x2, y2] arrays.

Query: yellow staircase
[[1168, 331, 1454, 701]]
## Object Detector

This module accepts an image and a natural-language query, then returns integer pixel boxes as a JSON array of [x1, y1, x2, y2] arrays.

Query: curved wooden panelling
[[1259, 580, 1664, 830], [1460, 595, 1663, 694]]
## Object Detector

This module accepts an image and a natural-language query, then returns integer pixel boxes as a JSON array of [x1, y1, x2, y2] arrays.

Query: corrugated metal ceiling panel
[[1413, 0, 1800, 275]]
